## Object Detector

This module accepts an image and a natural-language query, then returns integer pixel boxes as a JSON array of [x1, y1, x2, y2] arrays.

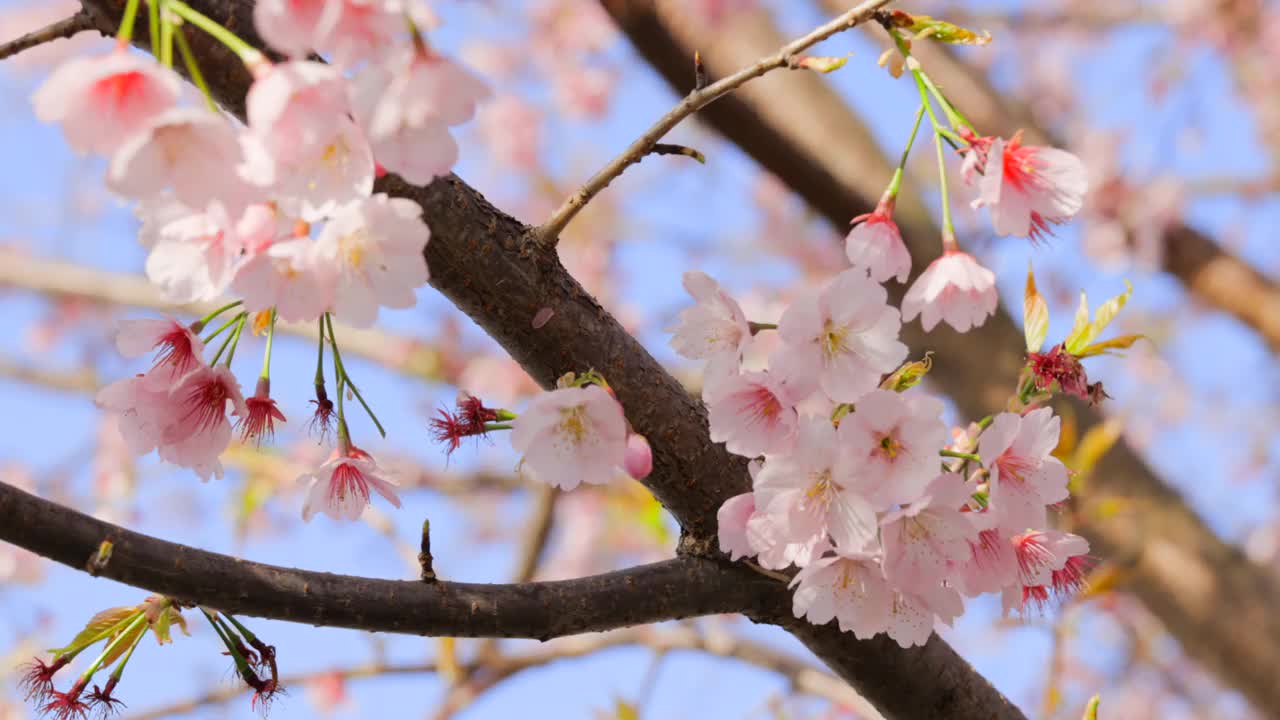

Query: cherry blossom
[[107, 108, 269, 214], [837, 389, 947, 510], [316, 193, 431, 327], [623, 433, 653, 479], [1001, 530, 1090, 615], [752, 417, 877, 554], [158, 365, 247, 481], [717, 492, 756, 561], [901, 250, 998, 333], [978, 408, 1070, 532], [790, 552, 892, 640], [238, 378, 287, 444], [704, 370, 798, 457], [509, 385, 628, 490], [254, 0, 330, 57], [95, 373, 178, 457], [145, 203, 264, 304], [956, 525, 1019, 597], [771, 268, 907, 403], [32, 50, 182, 156], [247, 61, 351, 165], [232, 234, 336, 324], [885, 584, 963, 648], [273, 116, 376, 222], [667, 271, 752, 378], [846, 204, 911, 283], [300, 445, 402, 522], [965, 132, 1088, 241], [113, 317, 204, 383], [880, 474, 976, 593]]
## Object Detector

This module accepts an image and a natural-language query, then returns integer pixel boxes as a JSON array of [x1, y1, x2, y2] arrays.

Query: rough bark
[[602, 2, 1280, 714]]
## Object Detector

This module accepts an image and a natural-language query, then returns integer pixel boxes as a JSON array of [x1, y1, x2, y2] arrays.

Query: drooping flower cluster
[[39, 1, 491, 523], [666, 258, 1092, 647]]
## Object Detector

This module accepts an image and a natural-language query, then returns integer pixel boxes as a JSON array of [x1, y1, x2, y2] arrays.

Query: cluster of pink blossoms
[[41, 1, 490, 521], [669, 262, 1091, 647], [843, 133, 1086, 335]]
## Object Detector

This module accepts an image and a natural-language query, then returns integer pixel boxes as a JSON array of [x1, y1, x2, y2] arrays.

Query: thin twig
[[533, 0, 896, 246], [0, 11, 95, 61]]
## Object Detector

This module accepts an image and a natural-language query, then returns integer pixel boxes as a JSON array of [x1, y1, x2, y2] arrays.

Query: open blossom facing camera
[[901, 250, 998, 333], [980, 408, 1070, 533], [837, 389, 947, 509], [300, 445, 402, 522], [771, 268, 908, 403], [963, 131, 1088, 241], [704, 370, 799, 457], [510, 385, 628, 490]]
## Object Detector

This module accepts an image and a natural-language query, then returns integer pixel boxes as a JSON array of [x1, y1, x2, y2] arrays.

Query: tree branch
[[533, 0, 896, 245], [603, 1, 1280, 714], [0, 478, 786, 639], [49, 1, 1026, 716], [0, 11, 95, 61]]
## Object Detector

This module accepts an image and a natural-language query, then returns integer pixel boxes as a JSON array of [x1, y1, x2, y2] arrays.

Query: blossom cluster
[[670, 265, 1092, 647], [37, 0, 488, 522]]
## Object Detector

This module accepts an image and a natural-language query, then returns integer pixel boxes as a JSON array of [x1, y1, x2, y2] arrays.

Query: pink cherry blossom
[[623, 433, 653, 479], [956, 525, 1018, 596], [837, 389, 947, 510], [771, 268, 907, 403], [966, 132, 1088, 241], [300, 445, 403, 522], [113, 317, 204, 384], [881, 474, 976, 593], [247, 61, 351, 166], [846, 205, 911, 283], [317, 0, 406, 68], [274, 117, 376, 221], [96, 374, 179, 457], [238, 377, 287, 445], [350, 49, 489, 183], [254, 0, 329, 57], [978, 408, 1069, 532], [717, 492, 756, 561], [510, 385, 628, 490], [158, 365, 247, 481], [32, 51, 182, 156], [885, 584, 963, 648], [753, 417, 877, 554], [746, 505, 829, 570], [107, 109, 268, 214], [667, 271, 752, 377], [901, 250, 998, 333], [145, 203, 257, 304], [315, 193, 430, 327], [790, 552, 891, 640], [704, 370, 798, 457], [1001, 530, 1090, 615], [233, 234, 336, 324]]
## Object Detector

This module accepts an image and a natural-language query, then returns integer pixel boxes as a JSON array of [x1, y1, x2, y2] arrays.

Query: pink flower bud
[[624, 434, 653, 480]]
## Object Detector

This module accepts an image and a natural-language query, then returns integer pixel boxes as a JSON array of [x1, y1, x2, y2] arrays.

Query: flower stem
[[313, 316, 326, 386], [940, 449, 981, 463], [483, 422, 514, 432], [202, 310, 245, 345], [201, 609, 252, 675], [887, 104, 927, 199], [209, 313, 246, 366], [147, 0, 159, 56], [173, 20, 217, 111], [324, 314, 386, 438], [116, 0, 143, 46], [106, 624, 145, 682], [77, 613, 147, 683], [159, 2, 174, 68], [259, 308, 276, 379], [197, 300, 242, 329], [163, 0, 264, 67], [748, 321, 777, 335]]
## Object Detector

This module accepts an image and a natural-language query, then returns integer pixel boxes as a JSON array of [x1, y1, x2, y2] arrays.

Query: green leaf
[[1077, 333, 1145, 358], [49, 606, 137, 657], [99, 620, 146, 669], [1023, 264, 1049, 353], [906, 14, 992, 45], [1065, 281, 1133, 355], [882, 353, 933, 392]]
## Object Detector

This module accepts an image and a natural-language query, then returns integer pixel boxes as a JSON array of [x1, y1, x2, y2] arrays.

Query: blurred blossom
[[305, 671, 350, 715], [0, 2, 110, 72], [458, 355, 539, 408], [477, 94, 542, 173]]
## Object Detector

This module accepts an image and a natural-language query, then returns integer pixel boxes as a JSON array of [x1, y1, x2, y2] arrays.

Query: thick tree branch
[[534, 0, 895, 245], [603, 2, 1280, 714], [0, 479, 786, 639], [47, 2, 1025, 717], [0, 11, 95, 61]]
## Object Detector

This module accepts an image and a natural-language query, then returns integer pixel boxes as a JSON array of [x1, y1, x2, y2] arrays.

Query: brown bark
[[0, 2, 1032, 718], [601, 2, 1280, 715]]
